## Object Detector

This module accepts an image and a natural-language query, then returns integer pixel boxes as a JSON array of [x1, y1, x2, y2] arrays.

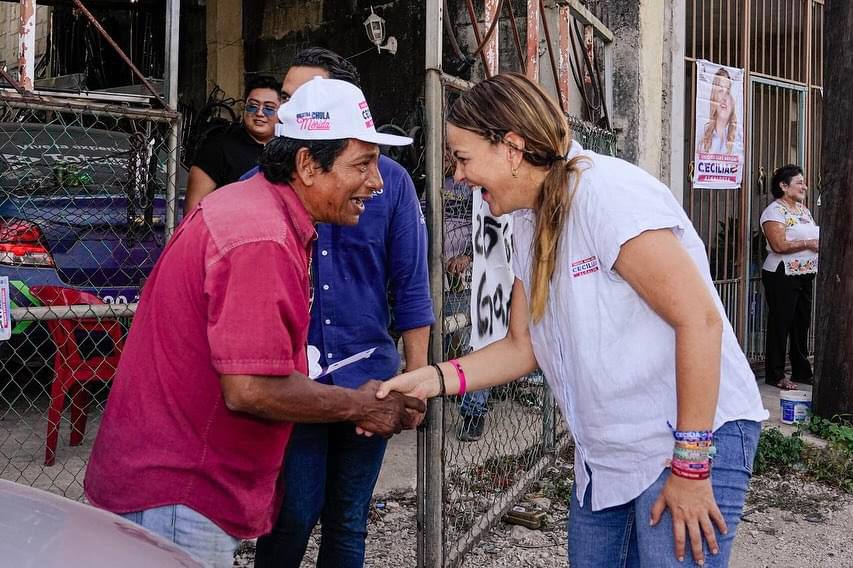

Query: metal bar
[[526, 0, 540, 80], [423, 0, 445, 564], [539, 0, 565, 112], [505, 0, 525, 74], [440, 71, 476, 91], [561, 0, 614, 43], [165, 0, 180, 109], [737, 0, 752, 347], [558, 4, 570, 111], [71, 0, 169, 109], [18, 0, 35, 91], [749, 72, 808, 89], [445, 448, 557, 568], [0, 92, 178, 121], [464, 0, 492, 76], [484, 0, 500, 75], [0, 68, 26, 95], [164, 0, 180, 240], [12, 303, 137, 321]]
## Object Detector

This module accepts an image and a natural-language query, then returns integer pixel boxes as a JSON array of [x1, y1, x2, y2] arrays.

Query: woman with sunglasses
[[185, 75, 282, 214], [375, 73, 767, 567]]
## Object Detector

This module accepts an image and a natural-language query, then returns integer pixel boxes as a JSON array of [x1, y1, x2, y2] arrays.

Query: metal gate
[[684, 0, 824, 362]]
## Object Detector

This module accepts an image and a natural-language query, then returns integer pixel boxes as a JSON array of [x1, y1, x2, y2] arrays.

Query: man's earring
[[511, 166, 519, 178]]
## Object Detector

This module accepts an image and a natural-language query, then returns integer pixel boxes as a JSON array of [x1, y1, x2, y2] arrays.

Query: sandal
[[767, 378, 799, 390]]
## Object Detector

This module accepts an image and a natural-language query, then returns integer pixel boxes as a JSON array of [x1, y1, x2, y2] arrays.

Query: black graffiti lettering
[[474, 212, 484, 255], [476, 274, 493, 337], [482, 216, 501, 257]]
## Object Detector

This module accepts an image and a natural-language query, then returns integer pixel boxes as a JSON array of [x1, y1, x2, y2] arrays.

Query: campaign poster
[[693, 59, 745, 189]]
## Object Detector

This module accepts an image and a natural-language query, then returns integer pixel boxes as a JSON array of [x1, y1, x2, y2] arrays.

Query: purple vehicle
[[0, 122, 184, 368], [0, 479, 204, 567]]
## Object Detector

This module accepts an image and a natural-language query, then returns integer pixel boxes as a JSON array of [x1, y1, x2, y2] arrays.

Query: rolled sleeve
[[387, 163, 435, 331], [205, 240, 309, 376]]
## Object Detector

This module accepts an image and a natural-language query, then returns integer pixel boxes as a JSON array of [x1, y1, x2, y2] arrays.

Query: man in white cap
[[83, 77, 423, 568]]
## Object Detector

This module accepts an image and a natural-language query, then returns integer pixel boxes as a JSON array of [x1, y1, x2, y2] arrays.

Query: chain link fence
[[0, 89, 179, 500], [431, 85, 617, 565]]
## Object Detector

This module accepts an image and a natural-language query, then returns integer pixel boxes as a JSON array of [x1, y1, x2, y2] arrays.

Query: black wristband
[[431, 364, 446, 398]]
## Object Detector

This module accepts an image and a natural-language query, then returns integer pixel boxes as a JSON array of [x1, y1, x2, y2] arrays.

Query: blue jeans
[[568, 420, 760, 567], [254, 421, 388, 568], [460, 389, 489, 417], [121, 504, 240, 568]]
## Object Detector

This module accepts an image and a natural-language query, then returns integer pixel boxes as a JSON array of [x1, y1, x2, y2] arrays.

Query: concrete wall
[[244, 1, 424, 129], [206, 0, 244, 102], [596, 0, 684, 201]]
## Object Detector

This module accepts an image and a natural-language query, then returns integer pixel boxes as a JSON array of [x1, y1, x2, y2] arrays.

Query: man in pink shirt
[[84, 77, 423, 568]]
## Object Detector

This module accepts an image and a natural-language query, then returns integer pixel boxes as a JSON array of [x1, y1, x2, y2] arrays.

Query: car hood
[[0, 480, 204, 568]]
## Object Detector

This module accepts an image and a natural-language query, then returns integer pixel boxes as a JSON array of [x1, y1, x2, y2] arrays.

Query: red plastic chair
[[29, 286, 125, 466]]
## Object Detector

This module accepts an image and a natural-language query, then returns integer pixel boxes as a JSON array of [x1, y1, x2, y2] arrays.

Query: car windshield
[[0, 123, 166, 197]]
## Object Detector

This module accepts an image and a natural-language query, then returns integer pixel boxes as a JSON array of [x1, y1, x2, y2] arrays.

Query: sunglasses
[[245, 103, 277, 118]]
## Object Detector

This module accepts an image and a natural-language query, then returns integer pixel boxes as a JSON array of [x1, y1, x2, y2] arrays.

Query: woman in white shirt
[[374, 73, 767, 567], [759, 165, 819, 390]]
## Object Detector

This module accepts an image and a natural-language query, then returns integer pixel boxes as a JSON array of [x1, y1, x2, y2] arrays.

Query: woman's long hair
[[700, 68, 738, 153], [447, 73, 587, 322]]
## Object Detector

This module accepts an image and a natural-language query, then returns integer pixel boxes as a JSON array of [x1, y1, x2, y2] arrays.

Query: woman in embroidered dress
[[759, 165, 820, 390], [371, 73, 767, 567]]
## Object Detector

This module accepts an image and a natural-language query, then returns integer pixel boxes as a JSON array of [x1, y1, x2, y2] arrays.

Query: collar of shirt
[[265, 177, 317, 248]]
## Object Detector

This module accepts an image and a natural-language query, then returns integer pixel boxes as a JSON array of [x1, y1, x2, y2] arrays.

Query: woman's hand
[[650, 475, 727, 565], [806, 238, 820, 252], [375, 367, 441, 402], [355, 367, 440, 436]]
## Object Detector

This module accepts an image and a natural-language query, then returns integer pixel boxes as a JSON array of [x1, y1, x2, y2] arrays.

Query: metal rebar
[[464, 0, 492, 77], [0, 67, 27, 95], [71, 0, 169, 109]]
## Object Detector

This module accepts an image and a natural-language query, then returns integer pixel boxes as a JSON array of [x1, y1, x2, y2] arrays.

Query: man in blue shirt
[[253, 48, 433, 568]]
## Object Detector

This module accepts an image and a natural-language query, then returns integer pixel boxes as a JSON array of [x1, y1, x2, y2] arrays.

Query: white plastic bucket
[[780, 390, 812, 424]]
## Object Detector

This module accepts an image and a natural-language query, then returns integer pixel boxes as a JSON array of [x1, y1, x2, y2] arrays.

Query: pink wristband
[[449, 359, 467, 396]]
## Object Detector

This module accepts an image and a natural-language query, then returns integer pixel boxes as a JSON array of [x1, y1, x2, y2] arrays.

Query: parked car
[[0, 121, 184, 369], [0, 479, 204, 567]]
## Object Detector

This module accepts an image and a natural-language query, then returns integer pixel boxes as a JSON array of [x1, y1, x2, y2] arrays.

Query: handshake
[[351, 379, 426, 438]]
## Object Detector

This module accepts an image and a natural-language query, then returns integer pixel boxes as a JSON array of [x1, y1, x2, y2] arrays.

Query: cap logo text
[[296, 111, 331, 131]]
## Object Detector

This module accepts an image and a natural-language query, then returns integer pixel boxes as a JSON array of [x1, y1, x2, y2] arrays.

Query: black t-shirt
[[192, 124, 264, 187]]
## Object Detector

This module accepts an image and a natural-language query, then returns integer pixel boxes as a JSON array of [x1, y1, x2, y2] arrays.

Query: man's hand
[[650, 475, 727, 565], [352, 380, 426, 438], [446, 254, 472, 274]]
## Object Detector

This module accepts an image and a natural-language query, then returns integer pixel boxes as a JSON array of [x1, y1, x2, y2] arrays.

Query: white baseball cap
[[275, 76, 412, 146]]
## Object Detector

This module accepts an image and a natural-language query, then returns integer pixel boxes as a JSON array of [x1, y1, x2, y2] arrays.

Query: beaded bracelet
[[431, 364, 446, 398], [448, 359, 467, 396]]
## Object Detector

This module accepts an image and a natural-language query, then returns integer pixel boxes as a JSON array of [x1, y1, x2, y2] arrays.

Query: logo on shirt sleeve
[[571, 255, 600, 278]]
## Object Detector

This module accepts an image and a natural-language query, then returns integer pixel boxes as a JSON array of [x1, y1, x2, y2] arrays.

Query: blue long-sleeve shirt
[[241, 156, 433, 388], [310, 155, 433, 387]]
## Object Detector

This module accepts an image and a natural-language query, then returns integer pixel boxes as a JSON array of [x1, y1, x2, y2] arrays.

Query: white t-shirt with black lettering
[[511, 141, 768, 512]]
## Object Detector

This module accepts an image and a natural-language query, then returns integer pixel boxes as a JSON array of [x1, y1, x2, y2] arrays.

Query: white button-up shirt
[[512, 142, 768, 511]]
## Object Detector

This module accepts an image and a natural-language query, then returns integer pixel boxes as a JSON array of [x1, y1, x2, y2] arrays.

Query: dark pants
[[254, 422, 388, 568], [762, 264, 815, 382]]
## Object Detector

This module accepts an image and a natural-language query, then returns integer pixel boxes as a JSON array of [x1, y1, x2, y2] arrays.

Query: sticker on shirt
[[571, 255, 600, 278], [306, 345, 377, 379]]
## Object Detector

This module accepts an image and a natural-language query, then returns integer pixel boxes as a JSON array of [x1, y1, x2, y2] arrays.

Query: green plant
[[799, 414, 853, 452], [804, 443, 853, 494], [754, 426, 853, 495], [753, 427, 805, 475]]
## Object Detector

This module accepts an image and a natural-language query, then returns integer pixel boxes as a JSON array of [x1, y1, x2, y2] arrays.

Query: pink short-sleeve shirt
[[85, 174, 315, 539]]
